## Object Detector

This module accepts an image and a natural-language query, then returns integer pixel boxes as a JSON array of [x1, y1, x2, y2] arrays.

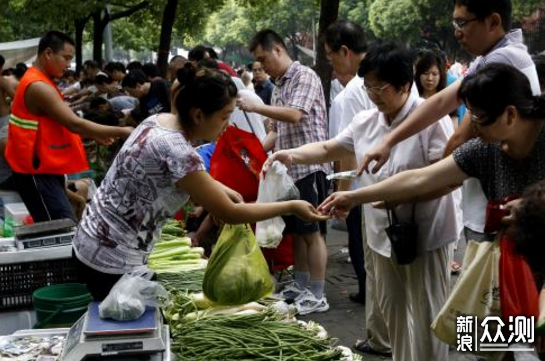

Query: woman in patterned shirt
[[73, 64, 328, 300]]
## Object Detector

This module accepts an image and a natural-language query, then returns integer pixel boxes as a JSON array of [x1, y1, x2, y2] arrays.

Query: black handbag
[[385, 204, 418, 265]]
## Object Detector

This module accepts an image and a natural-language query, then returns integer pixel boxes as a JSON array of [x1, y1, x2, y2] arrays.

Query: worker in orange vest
[[5, 31, 132, 222]]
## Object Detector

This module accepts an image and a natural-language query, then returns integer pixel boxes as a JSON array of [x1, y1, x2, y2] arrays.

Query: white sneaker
[[274, 281, 304, 302], [294, 289, 329, 315]]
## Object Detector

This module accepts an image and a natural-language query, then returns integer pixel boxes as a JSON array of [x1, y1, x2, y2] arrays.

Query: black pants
[[283, 171, 329, 235], [73, 252, 157, 302], [73, 251, 123, 301], [346, 205, 366, 294], [12, 172, 77, 223]]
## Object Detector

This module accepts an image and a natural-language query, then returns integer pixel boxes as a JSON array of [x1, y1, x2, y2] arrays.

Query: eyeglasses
[[362, 82, 390, 96], [452, 17, 479, 31], [252, 68, 264, 73]]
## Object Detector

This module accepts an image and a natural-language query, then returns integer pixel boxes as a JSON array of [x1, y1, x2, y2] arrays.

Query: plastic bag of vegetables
[[99, 267, 170, 321], [203, 224, 274, 305], [255, 161, 300, 248]]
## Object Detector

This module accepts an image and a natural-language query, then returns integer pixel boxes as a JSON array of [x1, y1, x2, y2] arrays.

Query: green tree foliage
[[174, 0, 225, 44], [111, 16, 159, 52], [0, 0, 97, 40], [513, 0, 544, 19], [339, 0, 371, 29], [203, 0, 319, 62], [368, 0, 421, 42], [205, 0, 255, 48]]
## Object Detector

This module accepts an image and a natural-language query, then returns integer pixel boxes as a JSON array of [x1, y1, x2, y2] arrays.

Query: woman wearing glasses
[[321, 63, 545, 356], [263, 42, 462, 361], [322, 63, 545, 220]]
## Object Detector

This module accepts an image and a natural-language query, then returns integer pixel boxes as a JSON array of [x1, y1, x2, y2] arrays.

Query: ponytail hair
[[459, 63, 545, 122], [175, 63, 237, 134]]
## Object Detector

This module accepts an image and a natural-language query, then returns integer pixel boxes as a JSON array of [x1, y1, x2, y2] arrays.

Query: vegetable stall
[[0, 219, 361, 360]]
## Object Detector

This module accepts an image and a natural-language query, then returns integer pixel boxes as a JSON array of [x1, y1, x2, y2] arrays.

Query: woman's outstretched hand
[[289, 200, 330, 222], [318, 191, 356, 219]]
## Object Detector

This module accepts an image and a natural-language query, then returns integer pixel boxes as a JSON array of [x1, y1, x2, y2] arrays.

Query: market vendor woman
[[73, 65, 328, 301]]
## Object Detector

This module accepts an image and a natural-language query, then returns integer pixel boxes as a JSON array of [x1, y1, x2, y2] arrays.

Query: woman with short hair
[[264, 43, 462, 360]]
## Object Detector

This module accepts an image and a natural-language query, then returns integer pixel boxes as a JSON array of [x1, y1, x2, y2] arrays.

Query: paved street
[[297, 224, 477, 361]]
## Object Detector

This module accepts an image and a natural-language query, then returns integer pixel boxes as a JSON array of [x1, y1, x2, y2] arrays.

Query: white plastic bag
[[99, 267, 170, 321], [255, 161, 300, 248]]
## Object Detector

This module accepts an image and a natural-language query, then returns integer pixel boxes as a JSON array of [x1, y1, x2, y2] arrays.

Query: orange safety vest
[[6, 67, 88, 175]]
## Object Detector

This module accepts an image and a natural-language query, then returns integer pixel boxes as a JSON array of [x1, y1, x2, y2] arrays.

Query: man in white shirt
[[324, 20, 391, 356]]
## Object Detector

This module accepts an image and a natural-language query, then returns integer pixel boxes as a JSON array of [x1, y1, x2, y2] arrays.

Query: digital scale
[[15, 218, 76, 249], [61, 302, 170, 361]]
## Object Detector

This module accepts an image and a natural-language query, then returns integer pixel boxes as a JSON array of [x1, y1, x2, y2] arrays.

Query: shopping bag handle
[[242, 111, 256, 135]]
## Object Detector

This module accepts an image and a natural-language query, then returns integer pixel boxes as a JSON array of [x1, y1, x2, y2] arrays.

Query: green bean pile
[[171, 310, 344, 361], [157, 268, 205, 293]]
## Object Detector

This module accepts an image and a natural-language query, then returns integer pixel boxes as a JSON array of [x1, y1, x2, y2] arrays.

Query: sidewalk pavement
[[297, 224, 477, 361]]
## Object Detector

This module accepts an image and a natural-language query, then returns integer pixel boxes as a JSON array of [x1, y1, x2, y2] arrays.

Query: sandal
[[451, 260, 462, 275], [353, 339, 392, 357]]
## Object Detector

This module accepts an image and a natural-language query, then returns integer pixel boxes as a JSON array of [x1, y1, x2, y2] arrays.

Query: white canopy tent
[[0, 37, 40, 69]]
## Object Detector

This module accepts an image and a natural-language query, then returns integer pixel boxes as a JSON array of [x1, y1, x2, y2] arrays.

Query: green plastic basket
[[33, 283, 92, 328]]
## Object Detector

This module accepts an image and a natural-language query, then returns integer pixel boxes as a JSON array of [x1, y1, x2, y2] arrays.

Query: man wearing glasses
[[252, 61, 274, 105], [360, 0, 540, 246]]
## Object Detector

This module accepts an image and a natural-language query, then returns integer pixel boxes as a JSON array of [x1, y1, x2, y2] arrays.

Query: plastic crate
[[0, 258, 78, 310]]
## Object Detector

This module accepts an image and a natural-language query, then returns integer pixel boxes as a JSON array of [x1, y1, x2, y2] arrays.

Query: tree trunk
[[92, 2, 150, 64], [74, 16, 90, 73], [315, 0, 340, 108], [157, 0, 179, 78], [92, 10, 104, 63]]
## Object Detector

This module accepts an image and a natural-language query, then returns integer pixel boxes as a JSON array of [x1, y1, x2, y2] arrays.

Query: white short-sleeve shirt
[[329, 88, 346, 140], [335, 93, 463, 257], [339, 76, 375, 132]]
